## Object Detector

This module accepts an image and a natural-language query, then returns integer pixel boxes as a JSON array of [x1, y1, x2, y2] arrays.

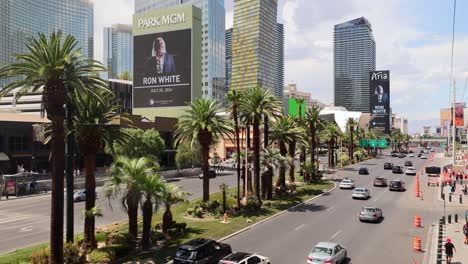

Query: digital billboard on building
[[133, 4, 201, 118], [453, 102, 465, 128], [369, 70, 390, 133]]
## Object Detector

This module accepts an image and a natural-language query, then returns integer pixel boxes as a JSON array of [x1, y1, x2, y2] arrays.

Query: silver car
[[339, 179, 354, 189], [352, 188, 370, 200], [359, 207, 383, 222], [306, 242, 347, 264]]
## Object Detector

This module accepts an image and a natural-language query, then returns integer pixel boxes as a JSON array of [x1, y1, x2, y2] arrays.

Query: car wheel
[[341, 252, 347, 263]]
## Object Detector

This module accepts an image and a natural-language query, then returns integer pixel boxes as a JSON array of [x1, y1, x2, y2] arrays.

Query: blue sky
[[95, 0, 468, 134]]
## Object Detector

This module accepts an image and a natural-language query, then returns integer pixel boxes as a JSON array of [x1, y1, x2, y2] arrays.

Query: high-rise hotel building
[[135, 0, 226, 100], [334, 17, 376, 113], [103, 24, 133, 79], [231, 0, 278, 97]]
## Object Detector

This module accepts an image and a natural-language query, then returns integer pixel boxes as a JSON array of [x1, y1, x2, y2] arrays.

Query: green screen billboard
[[288, 98, 306, 118]]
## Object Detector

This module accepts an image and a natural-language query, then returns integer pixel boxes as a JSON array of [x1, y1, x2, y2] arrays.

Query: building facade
[[393, 116, 408, 134], [275, 23, 284, 99], [0, 0, 94, 86], [334, 17, 376, 113], [283, 83, 325, 113], [103, 24, 133, 79], [231, 0, 278, 94], [134, 0, 226, 101], [225, 28, 233, 92]]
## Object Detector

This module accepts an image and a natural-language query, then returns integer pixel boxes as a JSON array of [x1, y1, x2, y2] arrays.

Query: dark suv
[[392, 166, 403, 174], [389, 179, 406, 191], [384, 162, 393, 170], [173, 238, 232, 264]]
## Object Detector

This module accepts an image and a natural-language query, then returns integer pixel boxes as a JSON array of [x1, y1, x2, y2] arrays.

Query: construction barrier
[[413, 236, 422, 252], [415, 215, 422, 227]]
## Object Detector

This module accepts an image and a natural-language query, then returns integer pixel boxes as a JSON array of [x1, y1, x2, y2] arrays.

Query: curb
[[0, 191, 50, 202], [217, 181, 337, 243]]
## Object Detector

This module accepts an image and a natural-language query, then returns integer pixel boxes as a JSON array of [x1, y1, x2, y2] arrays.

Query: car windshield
[[311, 247, 333, 256], [175, 249, 196, 260], [363, 208, 375, 212], [342, 180, 351, 183], [355, 189, 365, 192]]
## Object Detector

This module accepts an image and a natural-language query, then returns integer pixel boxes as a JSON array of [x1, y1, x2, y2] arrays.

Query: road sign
[[360, 139, 368, 147], [379, 139, 388, 148], [370, 140, 378, 147]]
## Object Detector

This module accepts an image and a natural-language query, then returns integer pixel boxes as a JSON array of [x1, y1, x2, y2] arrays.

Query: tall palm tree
[[269, 116, 302, 191], [261, 148, 284, 200], [161, 184, 189, 233], [133, 161, 165, 251], [72, 88, 125, 250], [346, 118, 358, 161], [294, 97, 306, 176], [105, 157, 148, 241], [226, 89, 243, 208], [0, 32, 106, 263], [304, 106, 323, 180], [323, 123, 342, 169], [287, 117, 307, 184], [175, 98, 233, 202], [240, 86, 282, 202]]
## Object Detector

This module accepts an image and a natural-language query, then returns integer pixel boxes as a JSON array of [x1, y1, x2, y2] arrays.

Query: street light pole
[[65, 101, 75, 243], [453, 80, 456, 165]]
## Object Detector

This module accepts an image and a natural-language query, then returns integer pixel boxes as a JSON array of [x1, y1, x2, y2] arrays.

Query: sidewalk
[[444, 220, 468, 263]]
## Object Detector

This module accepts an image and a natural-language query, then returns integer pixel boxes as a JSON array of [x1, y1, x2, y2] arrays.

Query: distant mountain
[[408, 119, 439, 134]]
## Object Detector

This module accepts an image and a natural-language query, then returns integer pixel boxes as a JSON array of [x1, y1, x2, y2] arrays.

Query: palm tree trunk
[[234, 113, 241, 209], [300, 147, 305, 176], [246, 126, 252, 194], [201, 141, 210, 202], [253, 118, 261, 202], [84, 152, 97, 250], [162, 204, 173, 233], [276, 142, 287, 191], [127, 192, 139, 240], [142, 199, 153, 251], [49, 115, 65, 264], [350, 126, 354, 161], [266, 168, 273, 200], [288, 141, 296, 184]]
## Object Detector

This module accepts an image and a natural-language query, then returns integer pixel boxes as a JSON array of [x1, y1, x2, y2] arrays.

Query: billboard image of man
[[143, 37, 176, 74], [455, 103, 464, 127], [371, 85, 389, 106]]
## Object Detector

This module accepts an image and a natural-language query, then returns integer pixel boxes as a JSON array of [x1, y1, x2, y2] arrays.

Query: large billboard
[[453, 102, 465, 128], [288, 98, 306, 118], [369, 70, 390, 133], [133, 4, 201, 118]]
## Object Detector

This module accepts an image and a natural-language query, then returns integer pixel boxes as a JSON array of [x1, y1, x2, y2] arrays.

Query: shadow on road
[[340, 168, 357, 172], [166, 178, 181, 183], [360, 163, 378, 166], [287, 203, 327, 213]]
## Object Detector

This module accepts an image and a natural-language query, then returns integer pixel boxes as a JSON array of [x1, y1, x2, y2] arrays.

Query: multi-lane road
[[224, 152, 445, 263], [0, 170, 237, 254]]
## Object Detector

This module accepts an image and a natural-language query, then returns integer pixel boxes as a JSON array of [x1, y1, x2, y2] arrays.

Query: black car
[[174, 238, 232, 264], [384, 162, 393, 170], [398, 153, 406, 158], [358, 167, 369, 175], [404, 161, 413, 166], [409, 150, 414, 154], [391, 153, 398, 157], [392, 166, 403, 174], [389, 179, 406, 191], [198, 170, 217, 179], [418, 153, 422, 158]]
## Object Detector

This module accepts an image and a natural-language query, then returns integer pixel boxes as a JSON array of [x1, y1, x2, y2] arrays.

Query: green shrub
[[213, 207, 223, 218], [194, 207, 204, 218], [96, 231, 109, 242], [88, 249, 115, 264], [104, 244, 133, 259], [30, 248, 50, 264], [64, 243, 83, 264], [106, 231, 135, 246], [209, 200, 221, 210], [173, 222, 187, 231], [151, 231, 166, 243], [244, 196, 261, 212], [186, 207, 194, 216], [262, 201, 272, 208]]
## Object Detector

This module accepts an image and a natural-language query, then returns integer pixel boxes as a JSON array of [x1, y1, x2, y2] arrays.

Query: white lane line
[[295, 224, 305, 231], [326, 206, 336, 212], [330, 230, 342, 239], [0, 216, 28, 224]]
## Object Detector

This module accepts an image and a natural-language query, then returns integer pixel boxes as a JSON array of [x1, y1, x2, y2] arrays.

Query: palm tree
[[346, 118, 358, 161], [72, 88, 125, 250], [304, 106, 323, 180], [239, 86, 282, 202], [0, 32, 106, 263], [294, 97, 306, 176], [117, 71, 132, 81], [105, 157, 148, 241], [261, 148, 285, 200], [226, 89, 243, 208], [161, 184, 189, 233], [287, 117, 307, 184], [175, 98, 233, 202], [323, 123, 342, 169], [269, 116, 302, 191], [133, 161, 165, 251]]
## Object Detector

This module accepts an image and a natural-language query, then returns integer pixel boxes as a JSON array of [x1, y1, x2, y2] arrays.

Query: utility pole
[[453, 80, 456, 165]]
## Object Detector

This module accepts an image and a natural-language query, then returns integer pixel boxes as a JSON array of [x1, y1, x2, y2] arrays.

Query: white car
[[405, 167, 417, 175], [219, 252, 270, 264], [307, 242, 347, 264], [352, 188, 370, 200], [339, 179, 355, 189], [420, 154, 428, 159], [408, 153, 415, 157]]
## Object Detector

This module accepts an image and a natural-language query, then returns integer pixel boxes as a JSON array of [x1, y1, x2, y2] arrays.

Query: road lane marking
[[0, 216, 28, 224], [330, 230, 342, 239], [19, 226, 33, 232], [295, 224, 305, 231], [326, 206, 335, 212]]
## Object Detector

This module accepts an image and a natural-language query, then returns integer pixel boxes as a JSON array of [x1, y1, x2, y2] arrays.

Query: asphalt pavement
[[224, 152, 445, 263], [0, 170, 237, 255]]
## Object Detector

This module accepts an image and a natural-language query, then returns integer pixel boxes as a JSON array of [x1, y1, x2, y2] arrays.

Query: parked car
[[405, 167, 417, 175], [421, 154, 428, 159], [73, 190, 97, 202], [174, 238, 232, 264], [373, 177, 388, 187], [391, 153, 398, 157], [219, 252, 270, 264], [339, 179, 355, 189], [404, 161, 413, 166], [384, 162, 393, 170], [359, 206, 383, 223], [307, 242, 347, 264], [389, 179, 406, 191], [392, 166, 403, 174], [352, 188, 370, 199], [358, 167, 369, 175]]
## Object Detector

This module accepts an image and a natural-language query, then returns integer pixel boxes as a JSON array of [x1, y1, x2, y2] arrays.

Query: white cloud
[[225, 10, 233, 29]]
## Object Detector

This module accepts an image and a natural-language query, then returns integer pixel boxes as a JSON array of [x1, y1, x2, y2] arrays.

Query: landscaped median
[[0, 180, 334, 264]]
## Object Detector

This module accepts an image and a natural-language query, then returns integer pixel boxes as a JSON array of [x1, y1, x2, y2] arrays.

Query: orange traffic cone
[[414, 216, 422, 227], [413, 236, 422, 252]]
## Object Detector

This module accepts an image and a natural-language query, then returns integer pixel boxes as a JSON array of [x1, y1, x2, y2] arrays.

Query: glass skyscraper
[[103, 24, 133, 79], [231, 0, 278, 97], [0, 0, 94, 86], [275, 23, 284, 99], [225, 28, 233, 92], [135, 0, 226, 100], [334, 17, 376, 113]]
